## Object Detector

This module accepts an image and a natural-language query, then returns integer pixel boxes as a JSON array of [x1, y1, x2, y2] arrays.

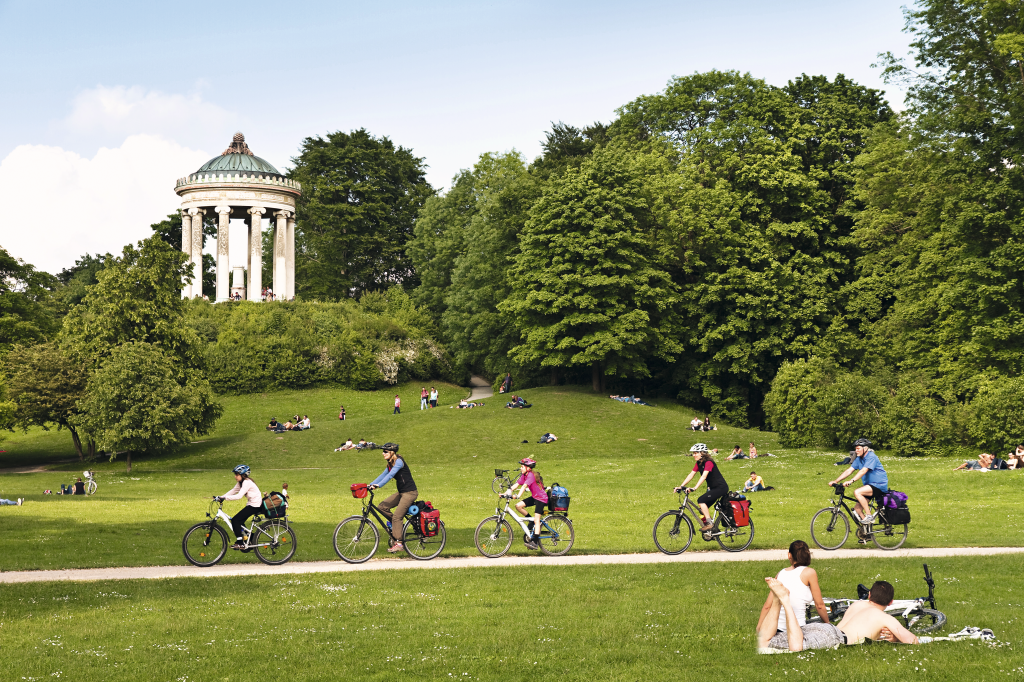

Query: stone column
[[274, 211, 290, 300], [180, 209, 192, 299], [214, 206, 232, 302], [247, 207, 265, 301], [286, 214, 296, 299], [189, 207, 205, 298]]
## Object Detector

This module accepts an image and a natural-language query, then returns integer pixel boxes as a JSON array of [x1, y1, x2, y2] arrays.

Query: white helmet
[[689, 443, 709, 453]]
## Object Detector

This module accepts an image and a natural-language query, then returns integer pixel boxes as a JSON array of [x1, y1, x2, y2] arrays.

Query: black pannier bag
[[884, 507, 911, 525]]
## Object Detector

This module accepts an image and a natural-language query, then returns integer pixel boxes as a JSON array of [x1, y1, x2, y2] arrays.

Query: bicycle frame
[[209, 501, 288, 549], [353, 490, 419, 542], [495, 496, 562, 537], [675, 491, 733, 537], [826, 485, 890, 537]]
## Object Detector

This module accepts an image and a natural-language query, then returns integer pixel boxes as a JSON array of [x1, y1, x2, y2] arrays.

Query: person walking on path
[[420, 387, 429, 410], [367, 443, 417, 553], [393, 395, 401, 415], [429, 386, 438, 408]]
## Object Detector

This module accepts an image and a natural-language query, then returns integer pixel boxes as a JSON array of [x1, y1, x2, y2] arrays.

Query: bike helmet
[[232, 464, 250, 476], [519, 458, 537, 467], [689, 443, 709, 453], [382, 442, 399, 452], [853, 438, 872, 448]]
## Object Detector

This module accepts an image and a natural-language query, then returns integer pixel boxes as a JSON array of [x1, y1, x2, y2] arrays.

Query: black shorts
[[698, 485, 729, 508], [867, 485, 887, 501], [521, 497, 547, 514]]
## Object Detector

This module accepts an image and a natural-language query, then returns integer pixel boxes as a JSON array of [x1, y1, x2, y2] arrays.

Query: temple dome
[[195, 133, 282, 176]]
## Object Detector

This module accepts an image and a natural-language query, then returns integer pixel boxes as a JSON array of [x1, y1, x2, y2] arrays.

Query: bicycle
[[84, 470, 97, 496], [333, 488, 446, 563], [806, 564, 946, 635], [474, 493, 575, 557], [652, 489, 755, 554], [810, 484, 908, 551], [491, 468, 515, 495], [182, 499, 297, 567]]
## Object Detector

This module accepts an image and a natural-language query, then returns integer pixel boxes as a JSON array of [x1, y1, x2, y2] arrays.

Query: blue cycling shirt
[[851, 450, 888, 492]]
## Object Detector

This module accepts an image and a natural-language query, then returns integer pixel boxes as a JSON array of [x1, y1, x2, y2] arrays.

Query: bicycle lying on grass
[[182, 499, 296, 567], [491, 468, 515, 495], [333, 486, 446, 563], [474, 493, 575, 557], [806, 563, 946, 635], [652, 489, 754, 554], [811, 484, 909, 551]]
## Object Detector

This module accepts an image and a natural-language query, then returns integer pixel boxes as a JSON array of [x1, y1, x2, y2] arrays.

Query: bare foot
[[766, 576, 791, 601]]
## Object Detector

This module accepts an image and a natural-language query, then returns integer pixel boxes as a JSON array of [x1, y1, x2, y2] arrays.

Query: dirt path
[[468, 375, 493, 401], [2, 546, 1021, 584]]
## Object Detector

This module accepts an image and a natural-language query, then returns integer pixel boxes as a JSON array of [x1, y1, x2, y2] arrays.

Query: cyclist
[[367, 442, 417, 553], [828, 437, 888, 526], [675, 443, 729, 531], [505, 457, 547, 550], [215, 465, 263, 550]]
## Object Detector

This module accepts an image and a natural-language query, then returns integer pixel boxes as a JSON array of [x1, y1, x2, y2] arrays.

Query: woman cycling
[[506, 457, 547, 550], [367, 442, 417, 553], [215, 464, 263, 550], [675, 443, 729, 531]]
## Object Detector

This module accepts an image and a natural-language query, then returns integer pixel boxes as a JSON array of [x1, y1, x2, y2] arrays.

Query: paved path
[[468, 375, 493, 401], [3, 546, 1021, 584]]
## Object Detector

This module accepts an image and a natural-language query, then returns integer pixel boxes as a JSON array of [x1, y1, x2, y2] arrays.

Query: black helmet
[[382, 442, 399, 452], [853, 438, 871, 448]]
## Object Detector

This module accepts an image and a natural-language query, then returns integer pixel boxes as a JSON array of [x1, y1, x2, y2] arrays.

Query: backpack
[[262, 491, 288, 518], [549, 484, 570, 512], [730, 500, 751, 527], [882, 491, 908, 509]]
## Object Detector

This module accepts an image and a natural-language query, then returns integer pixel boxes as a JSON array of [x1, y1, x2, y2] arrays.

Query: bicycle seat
[[857, 584, 869, 600]]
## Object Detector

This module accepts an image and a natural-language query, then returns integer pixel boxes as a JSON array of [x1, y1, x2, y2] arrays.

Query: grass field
[[1, 384, 1022, 571], [1, 556, 1020, 681]]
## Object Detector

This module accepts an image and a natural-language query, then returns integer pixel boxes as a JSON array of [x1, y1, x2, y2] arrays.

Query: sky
[[0, 0, 914, 275]]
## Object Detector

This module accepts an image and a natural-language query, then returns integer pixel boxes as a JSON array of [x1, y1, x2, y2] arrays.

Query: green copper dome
[[194, 133, 281, 176]]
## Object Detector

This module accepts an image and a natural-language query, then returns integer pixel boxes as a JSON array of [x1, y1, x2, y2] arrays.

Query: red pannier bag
[[350, 483, 368, 498], [730, 500, 751, 527], [420, 509, 441, 537]]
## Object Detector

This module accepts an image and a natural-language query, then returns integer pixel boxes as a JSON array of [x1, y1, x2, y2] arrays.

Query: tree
[[290, 129, 433, 299], [501, 145, 682, 391], [151, 213, 217, 295], [0, 247, 59, 354], [6, 342, 93, 459], [56, 253, 110, 309], [73, 342, 221, 472]]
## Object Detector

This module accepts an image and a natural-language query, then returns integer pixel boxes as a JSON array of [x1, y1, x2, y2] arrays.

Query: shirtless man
[[757, 578, 918, 652]]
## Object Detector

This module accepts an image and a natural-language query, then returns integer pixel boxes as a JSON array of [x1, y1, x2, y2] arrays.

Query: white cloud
[[62, 85, 238, 152], [0, 135, 211, 273]]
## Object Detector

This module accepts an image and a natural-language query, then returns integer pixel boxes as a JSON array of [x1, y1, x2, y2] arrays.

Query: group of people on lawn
[[690, 416, 716, 431], [954, 445, 1024, 471], [266, 415, 311, 432]]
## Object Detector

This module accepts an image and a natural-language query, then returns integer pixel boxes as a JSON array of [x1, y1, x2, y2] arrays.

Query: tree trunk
[[87, 440, 96, 459], [126, 452, 132, 474], [69, 428, 84, 460], [550, 367, 558, 386], [592, 362, 601, 392]]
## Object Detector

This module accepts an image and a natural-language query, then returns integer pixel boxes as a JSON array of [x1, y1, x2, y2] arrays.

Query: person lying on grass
[[335, 438, 355, 451], [953, 453, 994, 471], [758, 577, 919, 652]]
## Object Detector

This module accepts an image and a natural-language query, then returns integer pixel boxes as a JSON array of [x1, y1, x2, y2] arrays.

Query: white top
[[223, 478, 262, 507], [776, 566, 813, 631], [301, 418, 310, 428]]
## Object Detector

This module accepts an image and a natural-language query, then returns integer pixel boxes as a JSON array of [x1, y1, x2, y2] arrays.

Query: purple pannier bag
[[882, 491, 908, 509]]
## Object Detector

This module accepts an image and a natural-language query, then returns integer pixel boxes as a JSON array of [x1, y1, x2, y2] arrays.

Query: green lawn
[[1, 556, 1021, 681], [1, 384, 1022, 571]]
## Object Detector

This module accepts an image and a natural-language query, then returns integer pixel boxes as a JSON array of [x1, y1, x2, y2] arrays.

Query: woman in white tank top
[[756, 540, 830, 633]]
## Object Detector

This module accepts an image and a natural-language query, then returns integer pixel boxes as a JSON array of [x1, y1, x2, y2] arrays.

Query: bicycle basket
[[262, 492, 288, 518], [350, 483, 369, 499]]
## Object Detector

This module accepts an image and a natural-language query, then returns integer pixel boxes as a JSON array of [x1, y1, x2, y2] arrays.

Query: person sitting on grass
[[743, 471, 767, 492], [726, 446, 747, 460], [690, 417, 703, 431], [953, 453, 994, 471], [335, 438, 355, 451], [756, 540, 830, 640], [748, 442, 759, 458], [0, 497, 24, 505], [1006, 446, 1024, 470], [757, 578, 919, 652], [266, 417, 280, 430], [300, 415, 311, 430]]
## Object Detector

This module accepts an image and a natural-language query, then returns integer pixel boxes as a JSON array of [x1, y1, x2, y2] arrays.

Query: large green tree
[[290, 129, 433, 299], [0, 247, 59, 354], [151, 213, 216, 295]]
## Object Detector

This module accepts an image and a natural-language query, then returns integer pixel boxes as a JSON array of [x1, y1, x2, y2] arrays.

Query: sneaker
[[860, 512, 875, 524], [17, 498, 23, 506], [699, 523, 715, 532], [524, 539, 539, 550], [387, 542, 404, 553]]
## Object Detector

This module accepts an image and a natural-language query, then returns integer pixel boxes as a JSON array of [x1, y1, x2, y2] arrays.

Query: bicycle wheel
[[333, 516, 379, 563], [871, 520, 909, 550], [537, 514, 574, 556], [86, 480, 97, 495], [403, 519, 446, 560], [900, 607, 946, 634], [491, 477, 510, 495], [475, 515, 514, 558], [653, 511, 694, 555], [182, 522, 228, 567], [811, 508, 850, 550], [254, 519, 297, 565], [716, 517, 754, 552]]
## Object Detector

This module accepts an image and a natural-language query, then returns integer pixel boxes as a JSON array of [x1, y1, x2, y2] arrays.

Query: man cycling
[[675, 443, 729, 531], [828, 437, 888, 527]]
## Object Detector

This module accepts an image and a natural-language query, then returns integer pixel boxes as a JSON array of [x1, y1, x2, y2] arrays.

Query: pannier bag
[[262, 492, 288, 518], [549, 484, 570, 512], [420, 509, 441, 537], [350, 483, 369, 499], [730, 500, 751, 527], [882, 491, 909, 509], [884, 507, 911, 525]]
